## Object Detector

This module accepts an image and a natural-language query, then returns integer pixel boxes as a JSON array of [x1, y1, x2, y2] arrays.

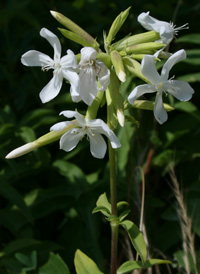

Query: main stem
[[108, 141, 119, 274]]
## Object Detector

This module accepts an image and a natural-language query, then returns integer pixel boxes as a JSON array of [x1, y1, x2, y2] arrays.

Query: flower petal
[[88, 133, 107, 159], [79, 68, 98, 105], [62, 68, 80, 102], [87, 119, 121, 149], [141, 55, 161, 84], [161, 49, 186, 81], [60, 50, 78, 69], [97, 61, 110, 91], [166, 80, 194, 101], [40, 28, 61, 62], [39, 73, 63, 103], [128, 84, 156, 104], [21, 50, 53, 67], [153, 92, 168, 124], [60, 111, 86, 126], [60, 129, 83, 152], [79, 47, 97, 64], [50, 121, 71, 131]]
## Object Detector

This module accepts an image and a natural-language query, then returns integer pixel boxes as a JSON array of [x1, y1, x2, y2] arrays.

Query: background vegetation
[[1, 0, 200, 273]]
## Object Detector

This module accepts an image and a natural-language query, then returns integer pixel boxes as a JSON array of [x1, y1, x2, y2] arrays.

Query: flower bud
[[112, 31, 160, 51], [132, 100, 174, 111], [111, 50, 126, 82], [125, 42, 165, 55], [123, 57, 149, 83], [50, 10, 100, 50]]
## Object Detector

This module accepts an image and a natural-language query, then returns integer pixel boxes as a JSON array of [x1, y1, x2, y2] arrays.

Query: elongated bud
[[112, 31, 160, 51], [132, 100, 174, 111], [106, 70, 124, 127], [106, 88, 118, 129], [106, 7, 131, 47], [123, 57, 149, 83], [111, 50, 126, 82], [50, 10, 100, 50], [5, 123, 76, 159], [126, 42, 165, 55]]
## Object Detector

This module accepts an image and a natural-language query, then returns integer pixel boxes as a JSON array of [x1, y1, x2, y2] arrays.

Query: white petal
[[79, 68, 98, 105], [79, 47, 97, 64], [128, 84, 156, 104], [87, 119, 121, 149], [97, 61, 110, 91], [88, 133, 107, 159], [50, 121, 71, 131], [153, 92, 168, 124], [40, 28, 61, 62], [161, 49, 186, 81], [138, 12, 173, 44], [60, 50, 78, 69], [21, 50, 53, 67], [141, 55, 161, 84], [166, 80, 194, 101], [60, 111, 86, 126], [39, 73, 63, 103], [60, 129, 83, 152], [62, 68, 80, 102]]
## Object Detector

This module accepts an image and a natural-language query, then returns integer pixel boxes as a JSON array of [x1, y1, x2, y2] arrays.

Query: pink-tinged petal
[[87, 119, 121, 149], [161, 49, 186, 81], [128, 84, 156, 104], [21, 50, 53, 67], [79, 68, 98, 105], [40, 28, 61, 62], [88, 133, 107, 159], [166, 80, 194, 101], [153, 92, 168, 124], [97, 61, 110, 91], [60, 50, 78, 69], [60, 111, 86, 126], [50, 121, 71, 131], [60, 129, 83, 152], [79, 47, 97, 64], [141, 55, 160, 84], [39, 73, 63, 103]]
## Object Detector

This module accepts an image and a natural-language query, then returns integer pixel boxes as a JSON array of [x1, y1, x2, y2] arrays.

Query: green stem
[[108, 141, 119, 274]]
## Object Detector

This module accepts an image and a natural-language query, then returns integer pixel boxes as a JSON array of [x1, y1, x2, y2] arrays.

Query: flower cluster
[[6, 8, 195, 159]]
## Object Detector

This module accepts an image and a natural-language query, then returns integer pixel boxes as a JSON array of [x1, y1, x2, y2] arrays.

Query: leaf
[[39, 253, 70, 274], [178, 72, 200, 83], [74, 249, 104, 274], [117, 259, 171, 274], [183, 49, 200, 65], [92, 193, 111, 217], [120, 220, 147, 264], [176, 33, 200, 44]]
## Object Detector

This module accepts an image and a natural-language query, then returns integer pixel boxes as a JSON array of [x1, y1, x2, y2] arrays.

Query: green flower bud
[[106, 7, 131, 47], [111, 50, 126, 82], [123, 57, 149, 83], [125, 42, 165, 55], [112, 31, 160, 51], [132, 100, 174, 111], [50, 10, 100, 50]]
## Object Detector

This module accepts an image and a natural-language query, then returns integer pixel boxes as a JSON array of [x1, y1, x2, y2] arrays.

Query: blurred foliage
[[0, 0, 200, 273]]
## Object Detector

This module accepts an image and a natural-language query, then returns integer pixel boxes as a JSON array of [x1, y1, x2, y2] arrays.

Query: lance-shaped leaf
[[39, 253, 70, 274], [120, 220, 147, 264], [50, 11, 99, 50], [92, 193, 111, 217], [74, 250, 104, 274], [106, 7, 131, 46], [117, 259, 171, 274], [113, 31, 160, 51]]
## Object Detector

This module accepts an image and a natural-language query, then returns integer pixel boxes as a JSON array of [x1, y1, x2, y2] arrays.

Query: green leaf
[[176, 33, 200, 44], [183, 49, 200, 65], [118, 210, 131, 222], [39, 253, 70, 274], [93, 193, 111, 216], [117, 259, 171, 274], [178, 72, 200, 83], [74, 249, 104, 274], [120, 220, 147, 264]]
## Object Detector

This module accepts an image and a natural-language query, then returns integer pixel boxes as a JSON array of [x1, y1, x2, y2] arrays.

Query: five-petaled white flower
[[78, 47, 110, 106], [128, 49, 194, 124], [50, 111, 121, 159], [21, 28, 80, 103], [138, 11, 188, 45]]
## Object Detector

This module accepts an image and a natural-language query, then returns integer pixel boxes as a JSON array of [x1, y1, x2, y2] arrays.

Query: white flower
[[138, 11, 188, 45], [128, 49, 194, 124], [50, 111, 121, 159], [78, 47, 110, 106], [21, 28, 80, 103]]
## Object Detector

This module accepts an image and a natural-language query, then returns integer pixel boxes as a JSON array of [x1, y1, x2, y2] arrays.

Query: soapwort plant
[[6, 7, 195, 274]]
